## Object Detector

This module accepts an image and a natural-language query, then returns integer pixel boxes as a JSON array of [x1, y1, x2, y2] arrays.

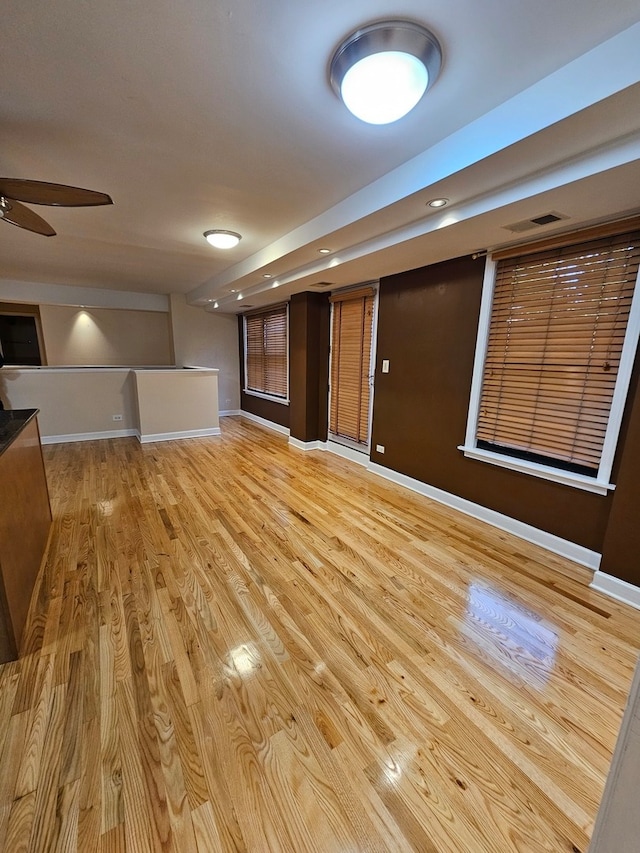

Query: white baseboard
[[41, 428, 138, 444], [367, 461, 601, 571], [240, 410, 290, 436], [291, 437, 370, 468], [590, 571, 640, 611], [288, 437, 326, 451], [325, 440, 369, 467], [219, 409, 241, 417], [136, 427, 221, 444]]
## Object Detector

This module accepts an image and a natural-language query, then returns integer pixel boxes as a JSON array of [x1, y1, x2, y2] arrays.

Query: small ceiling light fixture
[[330, 20, 442, 125], [428, 197, 448, 208], [203, 229, 242, 249], [262, 273, 272, 278], [318, 247, 332, 254]]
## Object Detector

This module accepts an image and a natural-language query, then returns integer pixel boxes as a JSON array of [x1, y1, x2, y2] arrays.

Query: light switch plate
[[382, 359, 390, 373]]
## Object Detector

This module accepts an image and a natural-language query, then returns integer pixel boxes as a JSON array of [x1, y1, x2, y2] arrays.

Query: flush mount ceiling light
[[203, 229, 242, 249], [318, 247, 332, 254], [330, 20, 442, 125], [428, 197, 448, 208]]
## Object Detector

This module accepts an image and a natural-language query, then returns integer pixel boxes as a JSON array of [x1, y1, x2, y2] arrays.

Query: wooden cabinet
[[0, 411, 52, 663]]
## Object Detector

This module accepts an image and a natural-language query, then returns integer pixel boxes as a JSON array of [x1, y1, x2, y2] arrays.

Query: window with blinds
[[329, 287, 375, 446], [243, 304, 288, 399], [472, 224, 640, 484]]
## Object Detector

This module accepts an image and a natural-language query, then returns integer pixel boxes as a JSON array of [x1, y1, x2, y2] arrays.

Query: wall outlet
[[112, 414, 123, 421], [376, 444, 385, 453], [381, 359, 390, 373]]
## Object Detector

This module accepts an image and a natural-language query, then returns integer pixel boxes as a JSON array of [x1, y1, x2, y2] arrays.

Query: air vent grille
[[503, 211, 568, 233]]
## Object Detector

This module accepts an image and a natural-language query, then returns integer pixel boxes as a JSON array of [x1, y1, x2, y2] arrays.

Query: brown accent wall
[[237, 315, 290, 429], [370, 255, 615, 553], [289, 292, 330, 443]]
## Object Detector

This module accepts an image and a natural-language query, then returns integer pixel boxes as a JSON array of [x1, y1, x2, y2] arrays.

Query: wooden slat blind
[[329, 289, 375, 444], [477, 230, 640, 472], [244, 304, 288, 398]]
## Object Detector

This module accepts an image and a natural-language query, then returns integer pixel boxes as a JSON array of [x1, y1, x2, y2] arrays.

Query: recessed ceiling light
[[203, 229, 242, 249], [330, 20, 442, 125], [230, 289, 237, 293], [428, 197, 449, 208], [263, 273, 272, 278], [319, 248, 331, 254]]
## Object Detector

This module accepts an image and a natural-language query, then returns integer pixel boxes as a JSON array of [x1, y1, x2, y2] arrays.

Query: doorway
[[328, 286, 377, 452]]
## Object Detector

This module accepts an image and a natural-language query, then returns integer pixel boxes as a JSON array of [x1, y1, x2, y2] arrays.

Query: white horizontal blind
[[244, 305, 288, 398], [477, 230, 640, 472]]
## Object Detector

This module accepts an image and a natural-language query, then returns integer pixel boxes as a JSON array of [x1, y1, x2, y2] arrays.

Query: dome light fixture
[[330, 20, 442, 125], [204, 229, 242, 249]]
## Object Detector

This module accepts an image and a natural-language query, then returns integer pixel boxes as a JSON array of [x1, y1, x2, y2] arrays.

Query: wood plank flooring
[[2, 416, 640, 852]]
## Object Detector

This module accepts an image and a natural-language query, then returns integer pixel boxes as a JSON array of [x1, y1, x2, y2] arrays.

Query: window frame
[[459, 250, 640, 496], [242, 303, 289, 404]]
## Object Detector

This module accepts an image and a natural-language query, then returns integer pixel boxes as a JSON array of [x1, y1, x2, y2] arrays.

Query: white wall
[[40, 304, 172, 365], [170, 293, 240, 411], [590, 653, 640, 851], [134, 369, 219, 441], [1, 368, 137, 439]]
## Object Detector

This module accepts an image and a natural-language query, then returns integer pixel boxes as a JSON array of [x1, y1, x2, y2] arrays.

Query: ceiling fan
[[0, 178, 112, 237]]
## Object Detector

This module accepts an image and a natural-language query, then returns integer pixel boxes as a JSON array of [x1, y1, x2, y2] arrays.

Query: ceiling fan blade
[[0, 200, 56, 236], [0, 178, 112, 207]]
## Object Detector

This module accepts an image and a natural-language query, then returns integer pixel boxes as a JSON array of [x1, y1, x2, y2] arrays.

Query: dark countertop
[[0, 409, 39, 457]]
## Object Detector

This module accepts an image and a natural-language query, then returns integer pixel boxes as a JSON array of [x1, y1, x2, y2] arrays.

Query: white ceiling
[[2, 1, 640, 313]]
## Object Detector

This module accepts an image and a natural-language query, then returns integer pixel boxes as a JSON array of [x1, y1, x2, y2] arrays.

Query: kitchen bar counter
[[0, 409, 52, 663], [0, 408, 41, 455]]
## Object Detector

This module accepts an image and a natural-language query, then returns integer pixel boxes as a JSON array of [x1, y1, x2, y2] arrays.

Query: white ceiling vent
[[503, 211, 569, 233]]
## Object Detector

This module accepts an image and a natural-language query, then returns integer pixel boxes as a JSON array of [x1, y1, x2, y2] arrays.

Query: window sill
[[457, 445, 615, 495], [243, 389, 289, 405]]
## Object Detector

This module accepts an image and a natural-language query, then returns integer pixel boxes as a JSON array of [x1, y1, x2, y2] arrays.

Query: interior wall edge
[[0, 279, 169, 312]]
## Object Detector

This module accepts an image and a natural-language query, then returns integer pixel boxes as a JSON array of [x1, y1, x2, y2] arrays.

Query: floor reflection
[[227, 642, 262, 679], [461, 583, 558, 688]]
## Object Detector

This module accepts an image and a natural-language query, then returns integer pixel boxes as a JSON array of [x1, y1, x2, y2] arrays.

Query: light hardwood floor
[[1, 416, 639, 852]]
